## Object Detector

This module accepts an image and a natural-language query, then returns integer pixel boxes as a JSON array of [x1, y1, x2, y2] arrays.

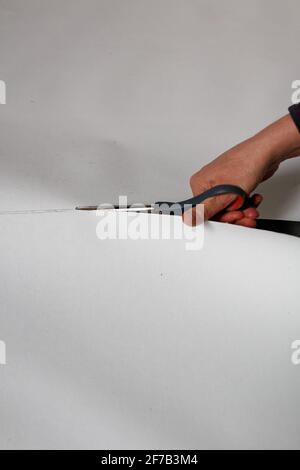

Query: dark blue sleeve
[[289, 102, 300, 133]]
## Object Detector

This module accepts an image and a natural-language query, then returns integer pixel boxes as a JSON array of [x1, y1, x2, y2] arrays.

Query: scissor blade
[[0, 208, 75, 215], [76, 205, 154, 213]]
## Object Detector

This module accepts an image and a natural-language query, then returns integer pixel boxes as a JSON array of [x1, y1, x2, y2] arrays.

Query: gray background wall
[[1, 1, 300, 450], [0, 0, 300, 217]]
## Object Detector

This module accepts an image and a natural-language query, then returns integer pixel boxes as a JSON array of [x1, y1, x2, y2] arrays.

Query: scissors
[[76, 184, 253, 215], [76, 184, 300, 237], [1, 184, 298, 236]]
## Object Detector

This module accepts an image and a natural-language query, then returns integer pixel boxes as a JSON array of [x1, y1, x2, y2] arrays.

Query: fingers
[[183, 205, 260, 226], [252, 193, 263, 207], [203, 194, 239, 220], [183, 186, 264, 229], [182, 193, 245, 225], [232, 194, 263, 228], [195, 192, 263, 228], [214, 207, 259, 223], [201, 192, 263, 220], [214, 210, 244, 223], [226, 195, 246, 211], [234, 217, 257, 228], [233, 209, 259, 228], [243, 207, 260, 219]]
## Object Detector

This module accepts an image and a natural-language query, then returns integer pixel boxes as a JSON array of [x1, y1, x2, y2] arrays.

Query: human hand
[[185, 115, 300, 227]]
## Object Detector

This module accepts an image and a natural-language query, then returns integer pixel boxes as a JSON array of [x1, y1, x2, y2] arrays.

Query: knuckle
[[189, 173, 200, 191]]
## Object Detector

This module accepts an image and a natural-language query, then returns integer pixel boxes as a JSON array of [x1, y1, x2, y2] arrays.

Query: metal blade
[[0, 208, 74, 215], [76, 205, 154, 213]]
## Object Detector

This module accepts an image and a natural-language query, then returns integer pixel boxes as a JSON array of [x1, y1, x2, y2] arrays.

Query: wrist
[[252, 115, 300, 165]]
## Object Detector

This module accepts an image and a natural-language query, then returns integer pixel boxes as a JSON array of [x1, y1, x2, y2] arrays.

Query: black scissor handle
[[154, 184, 252, 215]]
